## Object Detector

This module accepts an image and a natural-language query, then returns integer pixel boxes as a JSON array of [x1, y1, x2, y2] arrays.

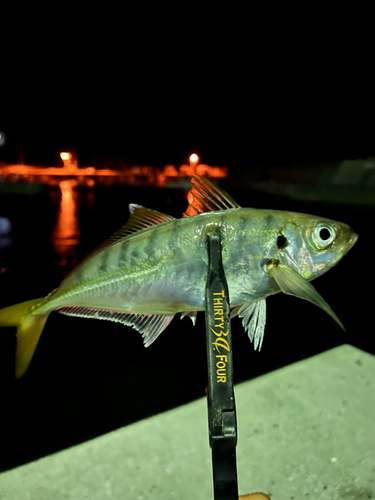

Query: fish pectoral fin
[[183, 174, 242, 217], [266, 263, 345, 331], [180, 311, 197, 325], [236, 299, 266, 351], [58, 306, 175, 347]]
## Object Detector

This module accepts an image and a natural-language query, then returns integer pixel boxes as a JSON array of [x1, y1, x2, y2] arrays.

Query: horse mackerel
[[0, 175, 358, 378]]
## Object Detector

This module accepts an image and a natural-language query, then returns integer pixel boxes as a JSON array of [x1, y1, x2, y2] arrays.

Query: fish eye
[[276, 234, 288, 249], [319, 227, 331, 241], [313, 224, 336, 248]]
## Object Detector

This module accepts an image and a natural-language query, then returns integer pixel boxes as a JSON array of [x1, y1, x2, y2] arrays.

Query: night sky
[[1, 46, 374, 169]]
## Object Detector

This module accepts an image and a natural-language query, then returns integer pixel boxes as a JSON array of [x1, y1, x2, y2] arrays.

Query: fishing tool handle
[[205, 232, 238, 500]]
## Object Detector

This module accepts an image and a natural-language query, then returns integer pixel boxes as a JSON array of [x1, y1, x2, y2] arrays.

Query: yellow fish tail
[[0, 299, 49, 378]]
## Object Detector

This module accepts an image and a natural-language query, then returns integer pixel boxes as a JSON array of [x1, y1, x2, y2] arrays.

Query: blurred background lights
[[60, 152, 71, 161], [189, 153, 199, 164], [0, 216, 11, 235], [0, 131, 5, 146]]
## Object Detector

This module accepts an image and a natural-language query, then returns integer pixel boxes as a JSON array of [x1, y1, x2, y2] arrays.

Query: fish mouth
[[349, 233, 359, 248], [342, 232, 358, 257]]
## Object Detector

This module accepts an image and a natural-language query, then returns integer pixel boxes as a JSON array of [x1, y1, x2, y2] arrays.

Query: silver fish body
[[0, 175, 358, 378], [39, 209, 282, 315], [40, 208, 356, 313]]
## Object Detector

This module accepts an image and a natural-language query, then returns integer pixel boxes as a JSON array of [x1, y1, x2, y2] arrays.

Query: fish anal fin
[[58, 306, 175, 347], [183, 174, 241, 217], [230, 305, 242, 319], [234, 299, 266, 351]]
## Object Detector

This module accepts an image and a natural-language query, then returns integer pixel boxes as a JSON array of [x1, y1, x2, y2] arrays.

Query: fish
[[0, 174, 358, 378]]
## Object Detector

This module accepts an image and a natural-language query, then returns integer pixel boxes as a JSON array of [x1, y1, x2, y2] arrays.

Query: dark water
[[0, 181, 372, 472]]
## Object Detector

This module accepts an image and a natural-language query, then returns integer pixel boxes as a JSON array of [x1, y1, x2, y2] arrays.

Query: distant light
[[0, 216, 11, 234], [189, 153, 199, 163], [0, 131, 5, 146], [60, 152, 71, 161]]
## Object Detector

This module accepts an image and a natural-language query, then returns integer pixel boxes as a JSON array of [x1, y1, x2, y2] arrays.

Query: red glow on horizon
[[0, 158, 228, 188]]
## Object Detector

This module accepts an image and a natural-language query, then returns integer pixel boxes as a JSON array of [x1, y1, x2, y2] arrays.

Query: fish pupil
[[276, 234, 288, 249], [319, 227, 331, 241]]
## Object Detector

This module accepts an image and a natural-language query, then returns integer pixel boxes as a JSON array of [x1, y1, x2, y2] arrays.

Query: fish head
[[276, 214, 358, 281]]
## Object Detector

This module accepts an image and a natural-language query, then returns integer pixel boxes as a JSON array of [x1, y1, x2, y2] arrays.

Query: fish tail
[[0, 298, 49, 378]]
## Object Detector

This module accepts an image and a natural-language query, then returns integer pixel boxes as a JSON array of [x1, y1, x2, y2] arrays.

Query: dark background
[[0, 26, 374, 473]]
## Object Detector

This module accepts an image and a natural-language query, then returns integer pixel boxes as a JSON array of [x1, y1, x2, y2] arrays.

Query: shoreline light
[[189, 153, 199, 164], [60, 152, 72, 161]]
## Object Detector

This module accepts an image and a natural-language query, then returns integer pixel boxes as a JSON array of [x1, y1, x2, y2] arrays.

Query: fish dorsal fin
[[91, 205, 175, 256], [87, 205, 174, 256], [60, 206, 174, 289], [183, 174, 241, 217], [103, 204, 175, 247], [81, 205, 174, 262]]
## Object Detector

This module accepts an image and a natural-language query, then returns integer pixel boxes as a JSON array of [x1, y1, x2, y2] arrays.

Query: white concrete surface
[[0, 344, 374, 499]]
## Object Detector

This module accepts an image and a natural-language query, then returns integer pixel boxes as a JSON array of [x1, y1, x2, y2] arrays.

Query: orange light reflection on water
[[0, 160, 228, 268], [51, 180, 80, 267]]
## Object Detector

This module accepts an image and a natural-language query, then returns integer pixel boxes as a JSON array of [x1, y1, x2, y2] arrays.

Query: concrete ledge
[[1, 344, 374, 499]]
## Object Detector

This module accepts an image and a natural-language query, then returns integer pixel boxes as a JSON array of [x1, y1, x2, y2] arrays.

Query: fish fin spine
[[59, 206, 175, 289], [184, 174, 241, 217], [180, 311, 197, 325], [58, 306, 175, 346]]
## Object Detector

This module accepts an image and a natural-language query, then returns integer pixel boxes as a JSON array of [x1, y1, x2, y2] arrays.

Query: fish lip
[[350, 233, 359, 247], [341, 232, 358, 258]]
